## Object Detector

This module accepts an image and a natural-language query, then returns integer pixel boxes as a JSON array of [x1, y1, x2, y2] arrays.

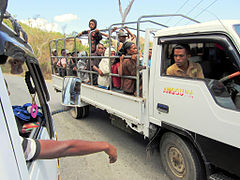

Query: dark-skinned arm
[[38, 139, 117, 163], [118, 55, 124, 76], [93, 65, 103, 76]]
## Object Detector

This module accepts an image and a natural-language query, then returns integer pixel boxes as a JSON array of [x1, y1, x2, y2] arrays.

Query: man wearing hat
[[102, 27, 135, 53], [118, 28, 135, 51]]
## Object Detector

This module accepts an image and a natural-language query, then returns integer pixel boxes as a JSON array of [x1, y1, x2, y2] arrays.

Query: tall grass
[[20, 23, 64, 79]]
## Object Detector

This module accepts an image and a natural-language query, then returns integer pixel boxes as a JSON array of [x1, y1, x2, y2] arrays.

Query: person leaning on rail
[[77, 19, 102, 54]]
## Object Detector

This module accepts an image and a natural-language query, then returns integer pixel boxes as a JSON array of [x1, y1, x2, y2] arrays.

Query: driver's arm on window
[[20, 137, 117, 163]]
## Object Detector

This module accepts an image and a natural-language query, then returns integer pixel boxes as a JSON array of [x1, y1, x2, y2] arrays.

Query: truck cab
[[150, 19, 240, 179], [0, 4, 58, 180]]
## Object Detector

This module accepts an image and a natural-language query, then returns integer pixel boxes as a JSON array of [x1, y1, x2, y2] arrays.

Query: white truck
[[0, 2, 58, 180], [51, 15, 240, 179]]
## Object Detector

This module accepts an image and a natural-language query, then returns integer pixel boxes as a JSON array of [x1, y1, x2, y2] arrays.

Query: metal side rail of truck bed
[[80, 83, 147, 134]]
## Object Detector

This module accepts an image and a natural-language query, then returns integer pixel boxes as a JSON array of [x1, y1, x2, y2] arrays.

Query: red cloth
[[112, 62, 121, 88]]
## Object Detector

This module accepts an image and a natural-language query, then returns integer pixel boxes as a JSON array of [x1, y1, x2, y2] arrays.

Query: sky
[[6, 0, 240, 34]]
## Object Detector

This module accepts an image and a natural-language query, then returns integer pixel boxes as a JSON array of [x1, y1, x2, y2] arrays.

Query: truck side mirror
[[62, 77, 81, 106]]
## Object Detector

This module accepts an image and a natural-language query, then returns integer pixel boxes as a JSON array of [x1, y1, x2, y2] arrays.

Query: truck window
[[163, 42, 239, 79], [161, 38, 240, 110], [2, 57, 47, 139]]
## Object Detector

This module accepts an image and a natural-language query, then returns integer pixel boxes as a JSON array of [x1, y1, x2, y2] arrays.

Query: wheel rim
[[167, 146, 186, 178]]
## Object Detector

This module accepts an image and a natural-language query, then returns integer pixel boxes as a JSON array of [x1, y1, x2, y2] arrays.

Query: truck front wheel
[[160, 132, 204, 180], [70, 105, 89, 119]]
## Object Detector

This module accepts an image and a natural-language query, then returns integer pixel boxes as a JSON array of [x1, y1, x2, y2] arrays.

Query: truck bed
[[80, 83, 145, 125]]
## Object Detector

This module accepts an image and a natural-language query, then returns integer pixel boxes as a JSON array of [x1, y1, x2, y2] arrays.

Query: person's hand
[[77, 32, 82, 37], [120, 55, 124, 63], [112, 27, 118, 32], [104, 143, 117, 163], [131, 54, 137, 60], [137, 65, 146, 71], [98, 70, 103, 76], [134, 91, 136, 96], [95, 29, 99, 33]]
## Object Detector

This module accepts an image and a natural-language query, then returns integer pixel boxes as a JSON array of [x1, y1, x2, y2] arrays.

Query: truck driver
[[166, 44, 204, 78]]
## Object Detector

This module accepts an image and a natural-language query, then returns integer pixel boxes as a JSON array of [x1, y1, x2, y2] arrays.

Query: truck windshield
[[233, 24, 240, 38]]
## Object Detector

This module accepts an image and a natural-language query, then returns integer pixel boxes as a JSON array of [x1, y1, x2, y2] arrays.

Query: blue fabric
[[12, 103, 42, 121], [98, 85, 108, 90], [148, 59, 151, 67]]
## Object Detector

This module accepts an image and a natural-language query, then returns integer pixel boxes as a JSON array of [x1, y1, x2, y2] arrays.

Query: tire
[[70, 105, 89, 119], [160, 132, 204, 180]]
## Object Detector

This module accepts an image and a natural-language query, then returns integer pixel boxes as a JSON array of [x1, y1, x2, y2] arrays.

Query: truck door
[[152, 34, 240, 177], [1, 59, 58, 180], [18, 62, 58, 180], [0, 73, 28, 180]]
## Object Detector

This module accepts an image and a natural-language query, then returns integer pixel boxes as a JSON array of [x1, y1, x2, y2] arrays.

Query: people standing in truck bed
[[77, 19, 102, 54], [166, 44, 204, 78], [112, 57, 121, 90], [98, 47, 116, 89], [118, 42, 138, 95], [90, 43, 104, 85], [56, 49, 68, 77], [51, 49, 58, 74], [69, 51, 78, 76]]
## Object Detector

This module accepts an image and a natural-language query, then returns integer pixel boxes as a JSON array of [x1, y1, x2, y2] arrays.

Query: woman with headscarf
[[98, 47, 116, 89], [78, 19, 102, 53], [118, 41, 138, 95]]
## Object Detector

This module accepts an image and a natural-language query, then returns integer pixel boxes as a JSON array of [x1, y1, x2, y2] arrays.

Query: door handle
[[157, 103, 169, 113]]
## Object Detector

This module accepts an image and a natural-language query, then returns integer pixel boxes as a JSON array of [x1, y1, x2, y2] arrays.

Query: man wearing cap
[[102, 27, 135, 54], [115, 29, 128, 51]]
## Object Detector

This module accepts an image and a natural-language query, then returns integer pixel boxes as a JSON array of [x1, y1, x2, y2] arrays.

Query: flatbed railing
[[49, 14, 199, 97]]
